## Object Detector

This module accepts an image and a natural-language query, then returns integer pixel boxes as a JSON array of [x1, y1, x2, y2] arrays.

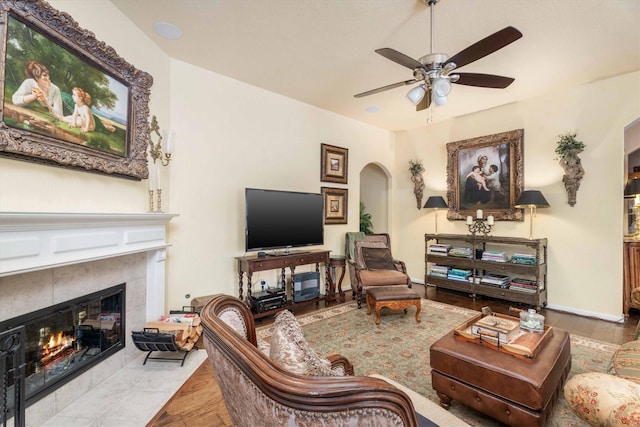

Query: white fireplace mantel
[[0, 212, 178, 321], [0, 212, 177, 277]]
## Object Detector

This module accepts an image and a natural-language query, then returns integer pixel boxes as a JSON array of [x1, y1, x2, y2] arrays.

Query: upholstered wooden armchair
[[200, 294, 422, 426], [345, 233, 411, 308]]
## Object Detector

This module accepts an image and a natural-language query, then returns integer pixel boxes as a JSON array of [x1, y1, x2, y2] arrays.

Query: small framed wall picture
[[321, 187, 348, 224], [321, 143, 348, 184]]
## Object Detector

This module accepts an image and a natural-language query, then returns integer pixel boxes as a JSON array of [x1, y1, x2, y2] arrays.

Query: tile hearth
[[41, 349, 207, 427]]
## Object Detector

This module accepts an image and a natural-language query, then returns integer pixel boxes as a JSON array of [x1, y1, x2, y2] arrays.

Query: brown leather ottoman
[[365, 286, 421, 325], [430, 329, 571, 427]]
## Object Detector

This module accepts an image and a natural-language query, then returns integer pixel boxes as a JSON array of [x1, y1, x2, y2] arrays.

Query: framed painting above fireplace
[[0, 0, 152, 180]]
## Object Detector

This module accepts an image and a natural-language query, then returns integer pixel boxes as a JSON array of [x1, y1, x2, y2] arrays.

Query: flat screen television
[[245, 188, 324, 253]]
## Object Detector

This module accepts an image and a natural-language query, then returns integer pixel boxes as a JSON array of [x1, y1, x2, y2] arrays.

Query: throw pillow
[[269, 310, 343, 376], [361, 246, 397, 270], [354, 241, 387, 270]]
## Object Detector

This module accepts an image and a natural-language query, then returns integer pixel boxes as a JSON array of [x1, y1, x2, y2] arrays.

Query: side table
[[329, 255, 346, 303]]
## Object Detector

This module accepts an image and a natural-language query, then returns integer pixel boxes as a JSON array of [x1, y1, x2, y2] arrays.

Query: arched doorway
[[359, 163, 391, 234]]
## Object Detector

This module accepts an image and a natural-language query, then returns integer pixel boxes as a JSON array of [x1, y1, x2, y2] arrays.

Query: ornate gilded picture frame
[[321, 186, 348, 225], [0, 0, 152, 179], [446, 129, 524, 221], [321, 143, 348, 184]]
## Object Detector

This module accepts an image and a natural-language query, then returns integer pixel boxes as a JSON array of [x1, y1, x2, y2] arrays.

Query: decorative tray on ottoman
[[453, 312, 553, 362]]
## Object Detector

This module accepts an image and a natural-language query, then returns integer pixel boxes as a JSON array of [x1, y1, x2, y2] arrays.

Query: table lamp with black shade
[[423, 196, 448, 234], [514, 190, 550, 240]]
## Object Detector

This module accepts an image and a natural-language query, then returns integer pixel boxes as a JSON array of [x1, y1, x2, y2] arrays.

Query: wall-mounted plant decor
[[555, 132, 585, 207], [0, 0, 152, 179], [409, 159, 425, 209]]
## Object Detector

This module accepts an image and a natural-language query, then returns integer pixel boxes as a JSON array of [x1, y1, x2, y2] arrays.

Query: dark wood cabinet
[[236, 250, 333, 319], [624, 240, 640, 316], [425, 234, 548, 309]]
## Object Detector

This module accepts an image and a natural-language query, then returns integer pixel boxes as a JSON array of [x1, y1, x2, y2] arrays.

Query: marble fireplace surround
[[0, 212, 176, 424]]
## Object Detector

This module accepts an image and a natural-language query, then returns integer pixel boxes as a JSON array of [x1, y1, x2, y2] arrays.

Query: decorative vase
[[411, 173, 424, 209], [559, 148, 584, 207]]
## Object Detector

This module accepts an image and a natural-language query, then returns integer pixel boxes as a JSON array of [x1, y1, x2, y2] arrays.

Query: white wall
[[394, 71, 640, 320], [166, 59, 394, 309], [2, 1, 637, 321]]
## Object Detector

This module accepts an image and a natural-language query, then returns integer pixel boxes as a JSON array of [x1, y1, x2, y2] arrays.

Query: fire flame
[[42, 331, 74, 356]]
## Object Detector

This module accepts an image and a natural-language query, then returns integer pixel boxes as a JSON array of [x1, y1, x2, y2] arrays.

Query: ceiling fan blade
[[445, 26, 522, 70], [416, 90, 432, 111], [354, 79, 418, 98], [454, 73, 515, 88], [375, 48, 423, 70]]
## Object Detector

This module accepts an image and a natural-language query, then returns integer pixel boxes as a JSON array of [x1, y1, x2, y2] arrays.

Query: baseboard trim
[[410, 278, 624, 323], [545, 303, 624, 323]]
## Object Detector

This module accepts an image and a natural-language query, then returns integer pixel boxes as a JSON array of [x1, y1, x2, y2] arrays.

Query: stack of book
[[481, 251, 508, 263], [511, 253, 537, 265], [509, 277, 538, 293], [448, 268, 472, 281], [429, 265, 450, 278], [471, 314, 520, 343], [480, 273, 510, 288], [448, 246, 473, 258], [428, 244, 452, 255]]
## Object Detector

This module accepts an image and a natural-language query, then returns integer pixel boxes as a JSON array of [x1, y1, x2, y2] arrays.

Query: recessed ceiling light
[[365, 106, 380, 113], [153, 21, 183, 40]]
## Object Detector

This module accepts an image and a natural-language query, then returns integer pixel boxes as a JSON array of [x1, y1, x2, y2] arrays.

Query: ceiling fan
[[354, 0, 523, 111]]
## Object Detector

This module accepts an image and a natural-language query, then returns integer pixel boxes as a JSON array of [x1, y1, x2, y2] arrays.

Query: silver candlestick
[[148, 190, 154, 213]]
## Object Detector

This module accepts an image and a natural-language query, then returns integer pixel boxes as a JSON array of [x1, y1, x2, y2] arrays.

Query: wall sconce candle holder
[[148, 115, 173, 166], [146, 115, 174, 212]]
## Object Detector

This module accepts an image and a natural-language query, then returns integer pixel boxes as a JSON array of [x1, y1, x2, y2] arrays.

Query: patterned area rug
[[257, 300, 618, 427]]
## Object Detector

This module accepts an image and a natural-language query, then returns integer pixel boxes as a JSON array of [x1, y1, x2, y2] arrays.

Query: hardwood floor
[[146, 285, 640, 427]]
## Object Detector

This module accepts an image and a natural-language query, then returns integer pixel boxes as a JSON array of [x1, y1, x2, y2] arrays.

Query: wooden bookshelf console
[[236, 249, 334, 319], [425, 234, 548, 309]]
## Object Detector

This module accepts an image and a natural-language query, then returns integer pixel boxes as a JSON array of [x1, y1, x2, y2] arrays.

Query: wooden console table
[[236, 250, 334, 318]]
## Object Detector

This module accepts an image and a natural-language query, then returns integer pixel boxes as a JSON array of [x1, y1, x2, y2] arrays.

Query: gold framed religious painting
[[446, 129, 524, 221], [321, 143, 348, 184], [321, 187, 348, 225], [0, 0, 152, 179]]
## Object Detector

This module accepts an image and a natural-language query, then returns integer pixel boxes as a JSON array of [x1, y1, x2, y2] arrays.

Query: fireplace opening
[[0, 283, 125, 412]]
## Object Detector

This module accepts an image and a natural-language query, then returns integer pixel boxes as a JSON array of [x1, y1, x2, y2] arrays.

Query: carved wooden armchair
[[345, 233, 411, 308], [200, 294, 421, 426]]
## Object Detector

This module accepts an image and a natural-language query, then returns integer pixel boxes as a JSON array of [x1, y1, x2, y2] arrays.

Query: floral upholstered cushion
[[269, 310, 344, 376], [564, 372, 640, 426]]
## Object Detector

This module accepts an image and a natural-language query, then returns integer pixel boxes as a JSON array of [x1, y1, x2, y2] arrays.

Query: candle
[[476, 209, 483, 219], [466, 215, 473, 225], [636, 195, 640, 207], [487, 215, 494, 225], [148, 169, 155, 191], [164, 130, 175, 155], [156, 165, 161, 191]]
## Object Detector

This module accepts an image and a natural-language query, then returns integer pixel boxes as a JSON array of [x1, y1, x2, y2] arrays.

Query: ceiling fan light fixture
[[406, 85, 426, 105], [432, 77, 451, 97], [433, 93, 447, 106]]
